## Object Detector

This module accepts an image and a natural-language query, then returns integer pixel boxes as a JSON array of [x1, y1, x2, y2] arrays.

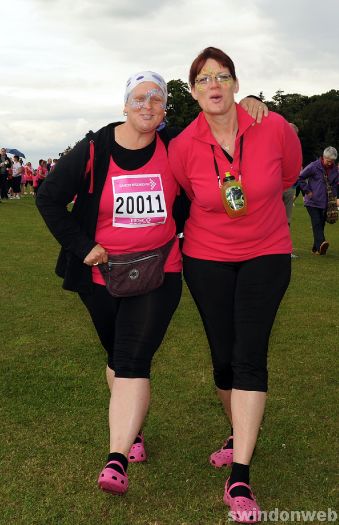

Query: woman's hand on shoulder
[[83, 244, 108, 266], [239, 97, 268, 123]]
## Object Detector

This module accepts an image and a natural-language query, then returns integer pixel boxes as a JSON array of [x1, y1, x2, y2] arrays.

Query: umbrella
[[6, 148, 26, 158]]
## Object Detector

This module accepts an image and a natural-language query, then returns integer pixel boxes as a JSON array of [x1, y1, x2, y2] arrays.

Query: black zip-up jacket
[[36, 122, 186, 294]]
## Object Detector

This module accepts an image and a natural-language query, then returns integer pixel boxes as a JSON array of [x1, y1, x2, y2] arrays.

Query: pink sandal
[[209, 436, 233, 468], [223, 478, 261, 523], [128, 433, 147, 463], [97, 460, 129, 495]]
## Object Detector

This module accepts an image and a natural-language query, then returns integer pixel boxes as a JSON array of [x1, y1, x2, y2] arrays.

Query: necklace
[[213, 126, 238, 153], [220, 142, 231, 152]]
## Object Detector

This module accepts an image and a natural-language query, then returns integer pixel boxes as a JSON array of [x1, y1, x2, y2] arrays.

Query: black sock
[[106, 452, 128, 474], [229, 462, 252, 499], [224, 427, 234, 449], [133, 431, 143, 444]]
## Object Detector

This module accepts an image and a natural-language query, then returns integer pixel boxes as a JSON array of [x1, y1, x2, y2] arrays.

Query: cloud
[[2, 0, 339, 166], [32, 0, 178, 19], [254, 0, 339, 67]]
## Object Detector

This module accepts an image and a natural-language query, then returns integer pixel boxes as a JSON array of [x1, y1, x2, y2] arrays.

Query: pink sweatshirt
[[168, 105, 302, 262]]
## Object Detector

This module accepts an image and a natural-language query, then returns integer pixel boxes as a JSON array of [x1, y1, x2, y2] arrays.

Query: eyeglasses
[[195, 73, 233, 87], [129, 89, 166, 110]]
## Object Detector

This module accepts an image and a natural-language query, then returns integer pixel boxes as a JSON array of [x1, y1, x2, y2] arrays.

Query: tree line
[[62, 83, 338, 166], [166, 80, 339, 165]]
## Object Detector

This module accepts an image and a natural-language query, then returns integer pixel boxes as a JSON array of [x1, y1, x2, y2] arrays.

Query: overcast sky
[[2, 0, 338, 166]]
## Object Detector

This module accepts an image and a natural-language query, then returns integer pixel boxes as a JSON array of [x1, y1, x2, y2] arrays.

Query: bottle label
[[225, 185, 245, 210]]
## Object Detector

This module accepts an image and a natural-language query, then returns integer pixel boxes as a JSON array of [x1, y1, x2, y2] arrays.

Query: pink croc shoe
[[209, 435, 233, 468], [98, 460, 129, 495], [128, 433, 147, 463], [223, 478, 261, 523]]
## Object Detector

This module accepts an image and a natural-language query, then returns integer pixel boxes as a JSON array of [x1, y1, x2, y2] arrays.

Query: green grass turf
[[0, 196, 338, 525]]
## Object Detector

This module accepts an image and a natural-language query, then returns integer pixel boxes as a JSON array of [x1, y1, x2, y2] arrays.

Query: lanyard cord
[[211, 135, 244, 186]]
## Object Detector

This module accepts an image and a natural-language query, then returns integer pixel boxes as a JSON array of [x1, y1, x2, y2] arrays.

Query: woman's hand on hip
[[239, 97, 268, 123], [83, 244, 108, 266]]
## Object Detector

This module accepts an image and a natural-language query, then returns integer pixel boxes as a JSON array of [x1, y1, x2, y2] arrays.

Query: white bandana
[[124, 71, 167, 104]]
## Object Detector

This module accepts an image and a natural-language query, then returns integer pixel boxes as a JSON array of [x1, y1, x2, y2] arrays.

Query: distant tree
[[270, 89, 285, 109], [166, 79, 199, 128], [268, 91, 309, 120], [266, 89, 339, 164], [299, 95, 339, 163]]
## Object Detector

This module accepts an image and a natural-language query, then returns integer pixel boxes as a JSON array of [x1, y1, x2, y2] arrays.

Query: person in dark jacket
[[36, 69, 267, 496], [36, 71, 184, 496], [298, 146, 338, 255], [0, 147, 11, 201]]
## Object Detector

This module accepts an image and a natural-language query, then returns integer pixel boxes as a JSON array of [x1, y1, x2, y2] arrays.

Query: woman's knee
[[212, 344, 268, 391], [112, 342, 164, 378], [213, 362, 268, 392], [232, 363, 268, 392], [114, 364, 151, 379], [214, 366, 233, 390]]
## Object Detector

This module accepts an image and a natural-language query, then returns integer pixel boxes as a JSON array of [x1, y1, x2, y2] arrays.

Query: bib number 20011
[[115, 194, 165, 215], [112, 174, 167, 228]]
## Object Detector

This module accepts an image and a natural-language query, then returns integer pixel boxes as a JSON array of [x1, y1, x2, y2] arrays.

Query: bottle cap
[[223, 171, 235, 182]]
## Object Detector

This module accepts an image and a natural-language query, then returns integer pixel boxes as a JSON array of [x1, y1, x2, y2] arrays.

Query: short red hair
[[189, 47, 236, 87]]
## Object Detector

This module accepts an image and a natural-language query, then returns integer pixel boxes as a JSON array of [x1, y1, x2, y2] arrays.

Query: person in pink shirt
[[36, 71, 183, 496], [37, 159, 48, 190], [32, 169, 39, 196], [169, 47, 302, 522], [24, 162, 34, 194]]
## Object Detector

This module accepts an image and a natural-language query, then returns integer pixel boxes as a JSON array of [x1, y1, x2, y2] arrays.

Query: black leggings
[[11, 177, 21, 193], [183, 254, 291, 392], [79, 273, 182, 378]]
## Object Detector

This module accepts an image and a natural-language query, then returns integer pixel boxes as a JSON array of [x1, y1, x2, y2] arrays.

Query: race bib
[[112, 174, 167, 228]]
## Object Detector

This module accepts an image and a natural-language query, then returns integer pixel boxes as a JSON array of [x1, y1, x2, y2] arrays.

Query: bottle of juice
[[220, 171, 247, 218]]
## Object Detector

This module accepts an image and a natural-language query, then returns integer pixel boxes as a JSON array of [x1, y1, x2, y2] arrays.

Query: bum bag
[[98, 237, 175, 298]]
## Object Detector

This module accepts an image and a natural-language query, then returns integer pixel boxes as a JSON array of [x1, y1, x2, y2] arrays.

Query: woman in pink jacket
[[169, 47, 302, 523]]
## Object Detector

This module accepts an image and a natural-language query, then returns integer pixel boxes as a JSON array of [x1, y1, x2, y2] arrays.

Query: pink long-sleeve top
[[168, 104, 302, 262]]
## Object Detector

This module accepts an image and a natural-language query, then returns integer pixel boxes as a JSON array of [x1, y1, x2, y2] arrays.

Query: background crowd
[[0, 150, 59, 202], [1, 142, 338, 254]]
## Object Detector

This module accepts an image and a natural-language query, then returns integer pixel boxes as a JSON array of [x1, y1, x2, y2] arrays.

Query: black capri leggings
[[183, 254, 291, 392], [79, 273, 182, 378]]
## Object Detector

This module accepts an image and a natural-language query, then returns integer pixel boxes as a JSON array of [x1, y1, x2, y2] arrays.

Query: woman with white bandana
[[36, 70, 267, 495]]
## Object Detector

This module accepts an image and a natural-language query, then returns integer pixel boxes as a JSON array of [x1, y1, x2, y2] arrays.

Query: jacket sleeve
[[281, 119, 303, 190], [36, 137, 97, 261], [298, 163, 315, 194], [331, 169, 338, 197]]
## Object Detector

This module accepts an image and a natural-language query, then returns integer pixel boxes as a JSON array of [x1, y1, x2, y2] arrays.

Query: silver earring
[[123, 111, 127, 117]]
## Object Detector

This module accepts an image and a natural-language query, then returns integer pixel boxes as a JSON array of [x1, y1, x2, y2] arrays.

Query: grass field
[[0, 196, 338, 525]]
